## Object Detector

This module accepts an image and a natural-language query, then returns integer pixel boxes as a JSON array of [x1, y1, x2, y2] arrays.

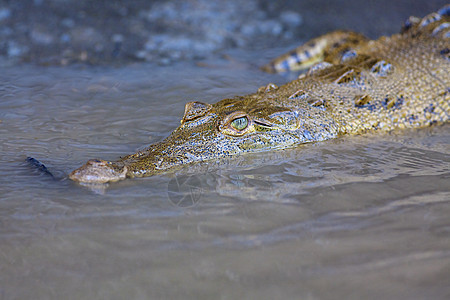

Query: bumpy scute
[[181, 101, 212, 124]]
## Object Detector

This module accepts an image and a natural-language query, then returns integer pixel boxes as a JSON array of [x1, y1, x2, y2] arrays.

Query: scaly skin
[[70, 6, 450, 184]]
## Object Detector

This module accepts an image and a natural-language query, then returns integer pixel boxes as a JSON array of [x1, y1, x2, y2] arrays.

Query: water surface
[[1, 54, 450, 299]]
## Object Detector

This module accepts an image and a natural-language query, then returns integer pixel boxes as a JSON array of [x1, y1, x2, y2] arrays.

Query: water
[[1, 56, 449, 299]]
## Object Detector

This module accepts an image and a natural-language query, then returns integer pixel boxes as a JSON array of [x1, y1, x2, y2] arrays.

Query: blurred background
[[0, 0, 447, 66]]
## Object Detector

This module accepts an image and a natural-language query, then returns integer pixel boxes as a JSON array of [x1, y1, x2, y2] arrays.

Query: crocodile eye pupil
[[231, 117, 248, 131]]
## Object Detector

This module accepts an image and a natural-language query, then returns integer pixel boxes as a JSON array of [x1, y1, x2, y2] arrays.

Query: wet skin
[[69, 6, 450, 184]]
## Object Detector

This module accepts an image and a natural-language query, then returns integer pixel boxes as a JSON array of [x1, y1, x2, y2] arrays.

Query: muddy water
[[1, 57, 449, 299]]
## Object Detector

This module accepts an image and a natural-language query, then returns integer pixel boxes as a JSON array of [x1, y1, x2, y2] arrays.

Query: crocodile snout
[[69, 159, 127, 183]]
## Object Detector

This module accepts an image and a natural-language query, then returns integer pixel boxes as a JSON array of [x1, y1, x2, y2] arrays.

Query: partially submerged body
[[70, 6, 450, 184]]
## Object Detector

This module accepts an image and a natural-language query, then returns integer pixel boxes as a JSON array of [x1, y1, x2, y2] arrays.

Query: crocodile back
[[281, 8, 449, 134]]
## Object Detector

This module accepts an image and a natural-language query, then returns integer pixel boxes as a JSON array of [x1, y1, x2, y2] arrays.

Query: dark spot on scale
[[438, 5, 450, 16], [408, 114, 418, 123], [288, 89, 308, 100], [340, 50, 357, 62], [356, 103, 377, 111], [401, 15, 421, 33], [402, 20, 413, 32], [281, 60, 290, 72], [381, 96, 398, 109], [334, 68, 362, 85], [370, 60, 394, 77], [440, 48, 450, 60], [422, 15, 440, 28], [424, 103, 435, 113], [395, 95, 404, 109], [303, 130, 312, 140], [290, 52, 301, 63], [304, 50, 311, 58], [382, 97, 389, 107], [367, 104, 377, 112], [307, 98, 326, 107]]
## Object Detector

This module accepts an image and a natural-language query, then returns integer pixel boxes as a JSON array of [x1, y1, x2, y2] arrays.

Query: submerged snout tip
[[69, 159, 127, 184]]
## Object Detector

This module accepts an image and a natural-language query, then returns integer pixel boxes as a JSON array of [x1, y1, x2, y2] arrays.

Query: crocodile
[[69, 6, 450, 184]]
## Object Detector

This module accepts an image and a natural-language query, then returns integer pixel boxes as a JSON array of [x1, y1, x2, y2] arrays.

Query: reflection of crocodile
[[69, 6, 450, 184]]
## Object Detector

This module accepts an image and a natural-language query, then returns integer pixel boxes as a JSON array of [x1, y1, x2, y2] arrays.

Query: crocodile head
[[69, 91, 340, 184], [69, 5, 450, 185]]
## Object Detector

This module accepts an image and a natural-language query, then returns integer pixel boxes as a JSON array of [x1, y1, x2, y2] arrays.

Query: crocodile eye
[[230, 116, 248, 131]]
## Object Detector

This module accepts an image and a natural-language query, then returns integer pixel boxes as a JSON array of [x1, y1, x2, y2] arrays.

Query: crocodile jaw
[[69, 159, 127, 183]]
